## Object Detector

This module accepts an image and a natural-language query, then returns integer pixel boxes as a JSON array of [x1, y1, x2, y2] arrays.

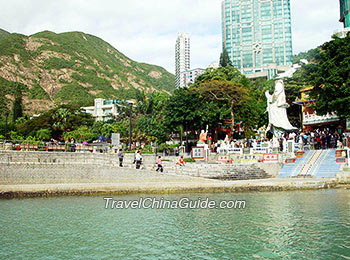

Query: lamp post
[[128, 102, 132, 151], [185, 121, 189, 154], [4, 112, 8, 140]]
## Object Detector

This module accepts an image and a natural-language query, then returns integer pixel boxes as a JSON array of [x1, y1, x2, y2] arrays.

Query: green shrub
[[8, 130, 24, 141], [157, 143, 169, 152], [184, 158, 196, 163], [62, 126, 97, 142], [142, 144, 153, 153]]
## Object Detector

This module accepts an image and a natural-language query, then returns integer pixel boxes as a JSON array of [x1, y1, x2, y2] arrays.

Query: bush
[[157, 143, 169, 152], [184, 158, 196, 163], [8, 130, 24, 141], [142, 144, 153, 153], [62, 126, 97, 142]]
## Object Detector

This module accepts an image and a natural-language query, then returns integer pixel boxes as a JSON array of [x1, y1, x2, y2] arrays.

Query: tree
[[136, 115, 168, 143], [52, 108, 70, 131], [292, 46, 321, 64], [36, 129, 51, 141], [62, 126, 96, 142], [303, 34, 350, 119], [12, 84, 24, 123], [193, 66, 261, 138], [219, 47, 233, 67], [92, 121, 129, 142], [195, 80, 249, 135], [283, 71, 308, 128], [16, 104, 94, 140], [134, 91, 169, 116], [163, 88, 222, 134]]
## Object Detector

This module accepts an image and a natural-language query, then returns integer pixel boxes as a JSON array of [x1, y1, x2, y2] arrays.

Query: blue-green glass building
[[221, 0, 293, 78], [340, 0, 350, 28]]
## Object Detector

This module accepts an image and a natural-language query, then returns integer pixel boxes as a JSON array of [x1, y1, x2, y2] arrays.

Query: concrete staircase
[[278, 149, 343, 178], [298, 150, 323, 177], [278, 150, 314, 177], [208, 165, 270, 180], [164, 163, 271, 180], [309, 150, 343, 178]]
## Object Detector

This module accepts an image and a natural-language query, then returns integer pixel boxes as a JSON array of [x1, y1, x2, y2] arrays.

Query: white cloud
[[290, 0, 342, 54], [0, 0, 343, 73]]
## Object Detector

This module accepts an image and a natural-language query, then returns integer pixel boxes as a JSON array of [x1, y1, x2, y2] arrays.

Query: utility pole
[[185, 122, 189, 154]]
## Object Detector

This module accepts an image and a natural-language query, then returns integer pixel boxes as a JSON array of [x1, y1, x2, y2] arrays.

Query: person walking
[[298, 134, 304, 151], [118, 149, 124, 167], [70, 138, 76, 152], [135, 150, 143, 169], [174, 147, 179, 156], [156, 156, 163, 173]]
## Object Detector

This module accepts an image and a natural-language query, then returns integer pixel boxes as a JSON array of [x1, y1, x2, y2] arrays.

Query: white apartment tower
[[175, 33, 190, 88]]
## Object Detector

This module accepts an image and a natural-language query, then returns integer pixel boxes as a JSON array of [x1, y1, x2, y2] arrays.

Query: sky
[[0, 0, 343, 74]]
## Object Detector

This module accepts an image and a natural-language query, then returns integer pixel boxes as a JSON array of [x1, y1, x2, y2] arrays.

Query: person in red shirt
[[176, 156, 185, 166]]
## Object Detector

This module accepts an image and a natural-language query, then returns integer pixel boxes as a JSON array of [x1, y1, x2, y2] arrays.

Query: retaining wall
[[0, 151, 282, 185], [0, 151, 164, 184]]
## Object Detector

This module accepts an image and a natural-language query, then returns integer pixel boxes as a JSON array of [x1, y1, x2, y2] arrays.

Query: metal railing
[[0, 139, 113, 153]]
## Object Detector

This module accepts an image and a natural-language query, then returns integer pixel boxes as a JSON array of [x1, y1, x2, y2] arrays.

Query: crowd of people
[[211, 128, 348, 152]]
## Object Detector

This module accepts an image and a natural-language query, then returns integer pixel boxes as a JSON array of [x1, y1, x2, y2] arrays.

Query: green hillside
[[0, 29, 174, 113], [0, 28, 10, 40]]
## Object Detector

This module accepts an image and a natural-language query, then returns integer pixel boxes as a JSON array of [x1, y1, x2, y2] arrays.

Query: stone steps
[[164, 164, 271, 180]]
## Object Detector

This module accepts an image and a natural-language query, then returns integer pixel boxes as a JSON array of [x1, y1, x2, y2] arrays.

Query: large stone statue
[[265, 79, 296, 135]]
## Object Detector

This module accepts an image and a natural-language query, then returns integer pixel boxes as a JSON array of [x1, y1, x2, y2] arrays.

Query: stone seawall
[[0, 151, 285, 185], [0, 150, 160, 166], [0, 151, 163, 184]]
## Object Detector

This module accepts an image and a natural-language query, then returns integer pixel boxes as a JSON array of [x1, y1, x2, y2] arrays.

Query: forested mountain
[[0, 29, 174, 114]]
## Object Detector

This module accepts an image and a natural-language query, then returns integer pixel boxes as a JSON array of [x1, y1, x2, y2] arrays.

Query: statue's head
[[274, 79, 284, 93], [201, 130, 205, 134]]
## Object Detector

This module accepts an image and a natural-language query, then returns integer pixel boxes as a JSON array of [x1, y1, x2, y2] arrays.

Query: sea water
[[1, 189, 350, 259]]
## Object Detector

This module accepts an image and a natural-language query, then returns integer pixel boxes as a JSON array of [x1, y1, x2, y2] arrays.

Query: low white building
[[82, 98, 133, 121], [180, 68, 206, 88], [334, 27, 350, 38]]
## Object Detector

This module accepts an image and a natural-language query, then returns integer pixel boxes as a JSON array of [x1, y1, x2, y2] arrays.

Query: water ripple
[[1, 190, 350, 259]]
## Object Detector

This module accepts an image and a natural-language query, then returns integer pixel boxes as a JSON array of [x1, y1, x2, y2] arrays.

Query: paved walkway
[[0, 171, 338, 198]]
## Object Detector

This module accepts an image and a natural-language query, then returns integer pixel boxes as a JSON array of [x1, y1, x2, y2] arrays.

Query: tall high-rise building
[[340, 0, 350, 28], [175, 33, 190, 88], [221, 0, 293, 79]]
